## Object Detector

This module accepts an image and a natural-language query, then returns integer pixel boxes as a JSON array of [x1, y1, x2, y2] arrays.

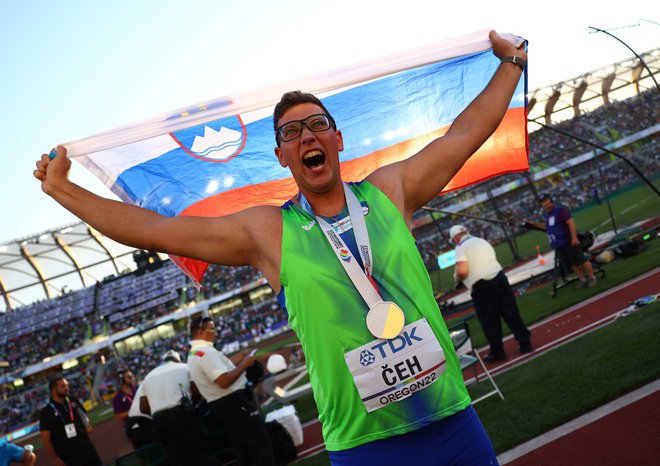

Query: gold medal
[[366, 301, 405, 340]]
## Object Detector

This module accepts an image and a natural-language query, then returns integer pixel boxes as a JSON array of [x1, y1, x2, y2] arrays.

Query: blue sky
[[1, 0, 657, 243]]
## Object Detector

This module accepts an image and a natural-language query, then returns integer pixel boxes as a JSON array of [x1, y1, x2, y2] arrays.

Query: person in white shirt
[[124, 384, 155, 450], [140, 350, 218, 466], [188, 316, 276, 466], [451, 225, 533, 362]]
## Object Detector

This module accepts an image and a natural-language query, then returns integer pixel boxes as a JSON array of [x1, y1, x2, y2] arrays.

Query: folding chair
[[448, 319, 504, 404]]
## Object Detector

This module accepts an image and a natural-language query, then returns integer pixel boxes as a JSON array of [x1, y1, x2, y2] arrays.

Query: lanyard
[[299, 183, 382, 308], [50, 398, 75, 424]]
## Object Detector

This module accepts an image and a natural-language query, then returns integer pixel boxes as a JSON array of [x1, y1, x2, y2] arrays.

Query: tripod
[[551, 243, 606, 298]]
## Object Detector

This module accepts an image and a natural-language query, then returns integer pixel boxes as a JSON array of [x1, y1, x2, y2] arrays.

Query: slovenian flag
[[63, 30, 528, 284]]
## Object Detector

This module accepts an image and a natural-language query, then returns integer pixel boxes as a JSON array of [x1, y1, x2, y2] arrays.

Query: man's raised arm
[[368, 30, 526, 221], [34, 146, 281, 279]]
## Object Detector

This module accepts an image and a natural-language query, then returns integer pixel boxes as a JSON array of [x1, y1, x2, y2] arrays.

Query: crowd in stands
[[1, 89, 658, 436], [200, 264, 264, 300]]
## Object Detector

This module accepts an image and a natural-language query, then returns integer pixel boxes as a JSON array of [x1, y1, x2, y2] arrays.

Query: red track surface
[[505, 388, 660, 466], [29, 268, 659, 465]]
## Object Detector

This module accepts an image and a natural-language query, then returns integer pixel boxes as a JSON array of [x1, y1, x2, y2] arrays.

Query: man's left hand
[[489, 30, 527, 62]]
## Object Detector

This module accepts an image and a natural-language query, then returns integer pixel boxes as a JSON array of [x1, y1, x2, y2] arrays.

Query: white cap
[[162, 350, 181, 363], [449, 225, 468, 240], [266, 354, 287, 374]]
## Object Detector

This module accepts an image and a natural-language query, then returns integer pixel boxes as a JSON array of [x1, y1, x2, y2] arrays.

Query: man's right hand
[[241, 350, 257, 368], [34, 145, 71, 196]]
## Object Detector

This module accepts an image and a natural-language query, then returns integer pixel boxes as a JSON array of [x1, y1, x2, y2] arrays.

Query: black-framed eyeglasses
[[276, 113, 334, 143]]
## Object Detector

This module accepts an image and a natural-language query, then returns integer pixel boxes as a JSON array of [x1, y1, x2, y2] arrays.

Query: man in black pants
[[39, 376, 102, 466], [125, 384, 155, 450], [451, 225, 533, 362], [140, 350, 218, 466], [188, 316, 276, 466]]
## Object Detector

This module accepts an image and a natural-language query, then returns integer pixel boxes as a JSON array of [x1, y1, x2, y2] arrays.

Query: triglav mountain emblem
[[190, 126, 243, 160], [171, 115, 247, 163]]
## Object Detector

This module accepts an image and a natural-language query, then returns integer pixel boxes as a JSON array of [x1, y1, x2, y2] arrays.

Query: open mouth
[[302, 150, 326, 169]]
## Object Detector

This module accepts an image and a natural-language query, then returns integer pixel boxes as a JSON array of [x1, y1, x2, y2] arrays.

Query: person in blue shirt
[[0, 439, 35, 466]]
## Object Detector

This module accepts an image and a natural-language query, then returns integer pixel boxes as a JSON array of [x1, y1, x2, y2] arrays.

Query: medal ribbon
[[299, 183, 382, 308]]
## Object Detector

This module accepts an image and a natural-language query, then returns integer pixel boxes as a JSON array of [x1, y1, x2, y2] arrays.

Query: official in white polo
[[140, 350, 218, 466], [188, 316, 276, 466]]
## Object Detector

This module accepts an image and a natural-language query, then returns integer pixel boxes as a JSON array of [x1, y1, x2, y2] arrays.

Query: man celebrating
[[35, 31, 525, 464], [450, 225, 532, 362], [188, 316, 276, 466], [39, 377, 102, 466]]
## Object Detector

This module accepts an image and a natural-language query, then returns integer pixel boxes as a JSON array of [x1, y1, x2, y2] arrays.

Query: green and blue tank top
[[279, 181, 470, 451]]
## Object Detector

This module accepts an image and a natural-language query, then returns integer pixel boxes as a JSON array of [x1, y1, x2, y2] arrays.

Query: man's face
[[274, 103, 344, 196], [540, 199, 554, 213], [123, 371, 134, 386], [52, 379, 69, 398], [200, 321, 218, 343]]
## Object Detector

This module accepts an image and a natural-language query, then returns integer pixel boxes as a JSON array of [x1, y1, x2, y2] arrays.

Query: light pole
[[588, 25, 659, 90]]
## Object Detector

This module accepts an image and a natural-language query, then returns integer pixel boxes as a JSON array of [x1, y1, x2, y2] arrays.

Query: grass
[[294, 301, 660, 465]]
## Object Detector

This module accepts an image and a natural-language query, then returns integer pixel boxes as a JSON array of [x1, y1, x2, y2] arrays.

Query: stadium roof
[[1, 48, 658, 312], [0, 222, 137, 312], [527, 48, 658, 128]]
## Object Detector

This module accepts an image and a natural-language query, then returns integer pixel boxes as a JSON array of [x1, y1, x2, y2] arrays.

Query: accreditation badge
[[366, 301, 405, 340], [344, 319, 446, 413], [64, 423, 77, 438]]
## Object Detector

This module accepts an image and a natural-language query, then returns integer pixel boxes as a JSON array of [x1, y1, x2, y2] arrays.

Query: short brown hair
[[273, 91, 335, 146]]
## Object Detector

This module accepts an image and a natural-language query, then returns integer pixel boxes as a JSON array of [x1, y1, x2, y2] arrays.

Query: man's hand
[[34, 145, 71, 196], [240, 350, 257, 368], [571, 237, 580, 247], [489, 30, 527, 62]]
